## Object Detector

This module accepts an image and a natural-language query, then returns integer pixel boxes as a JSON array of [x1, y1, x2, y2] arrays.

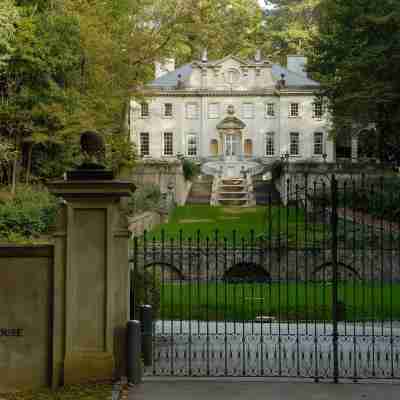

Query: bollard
[[139, 305, 153, 367], [126, 320, 142, 384]]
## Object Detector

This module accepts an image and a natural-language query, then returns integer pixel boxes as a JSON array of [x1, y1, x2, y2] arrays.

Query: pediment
[[210, 55, 250, 68], [217, 116, 246, 130]]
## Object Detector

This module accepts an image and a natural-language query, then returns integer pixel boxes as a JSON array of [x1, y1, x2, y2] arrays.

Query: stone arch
[[312, 262, 361, 281], [210, 139, 218, 156], [244, 139, 253, 156], [222, 262, 271, 283], [144, 262, 185, 280]]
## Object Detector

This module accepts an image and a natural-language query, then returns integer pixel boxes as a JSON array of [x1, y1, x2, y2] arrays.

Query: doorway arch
[[244, 139, 253, 157], [210, 139, 219, 156]]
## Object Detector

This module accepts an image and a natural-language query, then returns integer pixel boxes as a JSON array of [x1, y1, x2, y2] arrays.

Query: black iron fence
[[130, 176, 400, 381]]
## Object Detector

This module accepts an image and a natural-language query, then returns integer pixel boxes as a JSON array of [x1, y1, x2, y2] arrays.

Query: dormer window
[[224, 68, 240, 85]]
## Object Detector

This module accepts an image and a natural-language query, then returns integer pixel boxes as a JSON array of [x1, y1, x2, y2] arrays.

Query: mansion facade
[[130, 52, 334, 169]]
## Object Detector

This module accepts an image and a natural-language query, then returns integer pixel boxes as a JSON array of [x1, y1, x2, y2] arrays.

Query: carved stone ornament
[[227, 105, 235, 115], [217, 115, 246, 131]]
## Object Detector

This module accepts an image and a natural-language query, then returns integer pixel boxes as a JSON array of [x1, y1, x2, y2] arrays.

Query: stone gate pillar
[[48, 173, 135, 386]]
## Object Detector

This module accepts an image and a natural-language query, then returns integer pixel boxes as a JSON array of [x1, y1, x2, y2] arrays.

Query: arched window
[[210, 139, 218, 156], [244, 139, 253, 156]]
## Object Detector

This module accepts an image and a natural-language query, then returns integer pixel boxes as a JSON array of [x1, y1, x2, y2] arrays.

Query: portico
[[216, 106, 247, 161]]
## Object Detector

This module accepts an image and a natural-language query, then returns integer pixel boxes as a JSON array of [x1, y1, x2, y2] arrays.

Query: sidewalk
[[128, 379, 400, 400]]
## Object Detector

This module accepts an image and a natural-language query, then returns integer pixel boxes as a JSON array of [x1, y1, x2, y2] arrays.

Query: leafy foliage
[[182, 158, 200, 181], [132, 268, 161, 319], [262, 0, 321, 61], [0, 185, 58, 242], [308, 0, 400, 161], [128, 184, 162, 215]]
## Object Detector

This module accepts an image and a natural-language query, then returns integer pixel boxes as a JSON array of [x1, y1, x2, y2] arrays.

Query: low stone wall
[[0, 245, 54, 393], [132, 245, 400, 281], [128, 211, 168, 237], [277, 162, 396, 205], [131, 160, 192, 205]]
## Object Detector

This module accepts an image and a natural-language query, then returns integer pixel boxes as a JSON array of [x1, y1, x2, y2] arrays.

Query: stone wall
[[132, 245, 400, 281], [277, 162, 395, 205], [128, 211, 168, 237], [0, 245, 54, 393], [131, 160, 192, 206]]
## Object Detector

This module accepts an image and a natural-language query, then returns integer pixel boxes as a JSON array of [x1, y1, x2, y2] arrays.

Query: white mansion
[[130, 51, 334, 177]]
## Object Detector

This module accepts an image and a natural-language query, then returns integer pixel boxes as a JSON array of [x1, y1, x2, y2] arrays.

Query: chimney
[[287, 55, 307, 77], [201, 48, 208, 63], [155, 58, 175, 79]]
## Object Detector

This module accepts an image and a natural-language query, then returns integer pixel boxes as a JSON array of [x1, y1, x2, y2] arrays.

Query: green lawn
[[158, 282, 400, 322], [145, 205, 325, 244]]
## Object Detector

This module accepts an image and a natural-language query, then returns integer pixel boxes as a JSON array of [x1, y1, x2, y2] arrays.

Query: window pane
[[187, 135, 197, 156], [266, 103, 275, 117], [164, 132, 173, 155], [314, 132, 323, 155], [140, 132, 150, 156], [243, 103, 254, 119], [208, 103, 219, 119], [290, 103, 299, 117], [265, 132, 275, 156], [290, 132, 300, 155], [313, 103, 323, 119], [186, 103, 198, 119], [164, 103, 173, 117], [141, 103, 149, 117]]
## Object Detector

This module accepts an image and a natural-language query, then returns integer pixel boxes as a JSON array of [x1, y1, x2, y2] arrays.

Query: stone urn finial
[[66, 131, 114, 180], [79, 131, 106, 169]]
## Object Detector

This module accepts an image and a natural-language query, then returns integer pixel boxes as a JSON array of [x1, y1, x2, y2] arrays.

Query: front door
[[224, 134, 241, 160]]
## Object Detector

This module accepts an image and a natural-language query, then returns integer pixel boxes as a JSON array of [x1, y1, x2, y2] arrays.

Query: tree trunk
[[11, 134, 22, 195], [11, 156, 17, 195], [26, 143, 33, 184]]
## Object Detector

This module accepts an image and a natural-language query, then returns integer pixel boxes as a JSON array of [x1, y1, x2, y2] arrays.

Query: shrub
[[132, 268, 160, 319], [0, 185, 59, 242], [182, 158, 200, 181], [128, 184, 162, 215], [271, 160, 284, 182]]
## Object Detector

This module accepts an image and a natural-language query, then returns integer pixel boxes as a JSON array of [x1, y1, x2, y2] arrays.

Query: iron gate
[[130, 176, 400, 381]]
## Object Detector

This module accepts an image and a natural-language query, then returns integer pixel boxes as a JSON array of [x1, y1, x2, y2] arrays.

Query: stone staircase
[[186, 175, 213, 205], [213, 177, 256, 207]]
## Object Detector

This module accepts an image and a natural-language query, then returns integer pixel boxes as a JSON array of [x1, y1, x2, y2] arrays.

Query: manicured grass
[[1, 382, 114, 399], [145, 205, 325, 244], [158, 282, 400, 322]]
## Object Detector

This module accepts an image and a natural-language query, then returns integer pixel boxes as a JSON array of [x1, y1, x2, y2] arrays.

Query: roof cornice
[[134, 88, 319, 97]]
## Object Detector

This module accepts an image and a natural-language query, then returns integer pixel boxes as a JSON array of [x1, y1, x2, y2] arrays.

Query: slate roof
[[147, 59, 319, 90]]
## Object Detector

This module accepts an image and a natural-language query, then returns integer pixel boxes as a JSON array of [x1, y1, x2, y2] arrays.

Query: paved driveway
[[146, 321, 400, 379], [129, 379, 400, 400]]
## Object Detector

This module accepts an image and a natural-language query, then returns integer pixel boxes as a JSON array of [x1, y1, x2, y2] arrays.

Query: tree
[[169, 0, 265, 63], [308, 0, 400, 162], [0, 0, 20, 70], [261, 0, 321, 62], [0, 4, 82, 187]]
